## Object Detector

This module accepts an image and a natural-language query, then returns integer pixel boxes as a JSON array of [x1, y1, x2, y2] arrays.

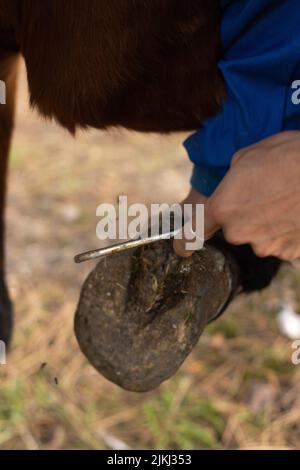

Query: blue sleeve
[[186, 0, 300, 197]]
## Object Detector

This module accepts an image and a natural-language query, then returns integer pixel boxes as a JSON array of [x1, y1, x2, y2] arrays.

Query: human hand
[[174, 132, 300, 261]]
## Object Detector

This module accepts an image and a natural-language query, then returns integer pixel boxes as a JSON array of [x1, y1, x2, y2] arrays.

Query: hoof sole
[[75, 241, 234, 392]]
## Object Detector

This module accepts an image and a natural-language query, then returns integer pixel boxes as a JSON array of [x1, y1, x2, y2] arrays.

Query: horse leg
[[0, 51, 18, 346]]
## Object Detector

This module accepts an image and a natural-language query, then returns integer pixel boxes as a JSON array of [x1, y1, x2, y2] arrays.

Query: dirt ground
[[0, 62, 300, 450]]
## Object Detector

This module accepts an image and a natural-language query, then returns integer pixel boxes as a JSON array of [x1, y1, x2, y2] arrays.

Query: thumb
[[173, 199, 220, 257]]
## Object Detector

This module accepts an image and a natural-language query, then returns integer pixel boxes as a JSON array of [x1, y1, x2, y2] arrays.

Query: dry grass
[[0, 63, 300, 450]]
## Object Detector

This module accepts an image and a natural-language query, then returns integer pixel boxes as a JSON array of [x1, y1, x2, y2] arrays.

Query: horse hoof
[[74, 241, 237, 392], [0, 279, 13, 347]]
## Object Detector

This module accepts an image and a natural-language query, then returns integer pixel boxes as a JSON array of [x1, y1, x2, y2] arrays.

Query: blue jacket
[[185, 0, 300, 196]]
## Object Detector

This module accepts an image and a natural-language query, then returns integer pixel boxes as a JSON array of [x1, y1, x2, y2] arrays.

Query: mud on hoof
[[74, 241, 237, 392], [0, 279, 13, 347]]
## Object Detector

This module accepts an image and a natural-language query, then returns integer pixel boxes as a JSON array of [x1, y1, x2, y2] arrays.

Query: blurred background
[[0, 62, 300, 450]]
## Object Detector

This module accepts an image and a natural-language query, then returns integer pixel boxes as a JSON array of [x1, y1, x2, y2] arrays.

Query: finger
[[173, 237, 194, 258], [173, 219, 203, 257]]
